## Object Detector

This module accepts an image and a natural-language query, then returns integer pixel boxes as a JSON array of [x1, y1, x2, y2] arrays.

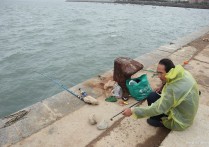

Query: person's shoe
[[147, 118, 164, 127]]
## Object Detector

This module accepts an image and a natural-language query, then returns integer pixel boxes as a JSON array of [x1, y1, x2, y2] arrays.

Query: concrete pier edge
[[1, 25, 209, 146]]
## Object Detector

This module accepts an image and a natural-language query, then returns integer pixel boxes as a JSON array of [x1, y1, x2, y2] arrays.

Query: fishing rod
[[34, 71, 84, 102], [110, 100, 142, 121], [141, 69, 159, 78], [141, 69, 157, 73]]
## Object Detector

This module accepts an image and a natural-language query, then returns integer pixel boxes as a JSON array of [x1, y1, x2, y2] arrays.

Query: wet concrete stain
[[136, 127, 170, 147]]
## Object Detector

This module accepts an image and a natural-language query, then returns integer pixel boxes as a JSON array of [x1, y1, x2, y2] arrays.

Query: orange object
[[184, 61, 189, 65], [118, 101, 129, 106]]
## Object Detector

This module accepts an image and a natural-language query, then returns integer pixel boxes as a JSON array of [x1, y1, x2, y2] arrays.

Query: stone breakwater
[[114, 0, 209, 9], [66, 0, 209, 9]]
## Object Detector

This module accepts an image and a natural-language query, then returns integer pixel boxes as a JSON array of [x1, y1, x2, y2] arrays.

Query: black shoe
[[147, 118, 164, 127]]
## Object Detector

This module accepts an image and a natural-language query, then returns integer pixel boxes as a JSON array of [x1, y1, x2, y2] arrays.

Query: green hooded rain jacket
[[131, 65, 199, 131]]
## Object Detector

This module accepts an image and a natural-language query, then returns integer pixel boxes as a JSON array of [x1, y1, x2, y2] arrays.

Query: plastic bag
[[126, 74, 152, 101]]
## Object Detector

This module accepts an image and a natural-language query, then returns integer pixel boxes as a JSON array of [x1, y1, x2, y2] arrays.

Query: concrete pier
[[1, 26, 209, 147]]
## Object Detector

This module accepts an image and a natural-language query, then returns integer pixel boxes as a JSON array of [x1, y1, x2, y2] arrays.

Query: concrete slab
[[12, 102, 58, 139], [0, 125, 22, 147], [169, 46, 197, 66], [11, 96, 140, 147], [184, 60, 209, 88], [42, 91, 84, 117], [0, 102, 59, 146], [160, 104, 209, 147], [194, 45, 209, 63]]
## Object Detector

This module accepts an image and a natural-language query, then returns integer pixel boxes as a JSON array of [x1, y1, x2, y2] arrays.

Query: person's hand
[[122, 108, 132, 117], [155, 82, 165, 93], [155, 87, 161, 93]]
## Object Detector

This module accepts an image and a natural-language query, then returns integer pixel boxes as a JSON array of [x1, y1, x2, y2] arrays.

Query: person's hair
[[159, 58, 175, 73]]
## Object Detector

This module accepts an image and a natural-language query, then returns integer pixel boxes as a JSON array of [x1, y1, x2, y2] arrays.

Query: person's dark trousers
[[146, 91, 167, 121]]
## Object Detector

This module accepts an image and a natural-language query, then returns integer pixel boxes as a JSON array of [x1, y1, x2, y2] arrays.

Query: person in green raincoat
[[122, 58, 199, 131]]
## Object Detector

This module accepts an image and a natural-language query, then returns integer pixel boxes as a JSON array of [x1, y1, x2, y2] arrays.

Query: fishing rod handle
[[110, 101, 141, 121]]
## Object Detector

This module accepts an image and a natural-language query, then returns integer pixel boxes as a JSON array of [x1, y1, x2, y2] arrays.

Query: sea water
[[0, 0, 209, 118]]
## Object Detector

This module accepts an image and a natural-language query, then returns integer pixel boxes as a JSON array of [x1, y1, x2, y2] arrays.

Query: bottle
[[79, 88, 87, 97], [111, 83, 123, 98]]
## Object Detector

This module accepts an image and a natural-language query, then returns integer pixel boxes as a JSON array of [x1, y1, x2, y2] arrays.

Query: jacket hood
[[165, 65, 185, 83]]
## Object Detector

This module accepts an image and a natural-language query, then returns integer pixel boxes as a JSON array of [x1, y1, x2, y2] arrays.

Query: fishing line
[[34, 71, 84, 102]]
